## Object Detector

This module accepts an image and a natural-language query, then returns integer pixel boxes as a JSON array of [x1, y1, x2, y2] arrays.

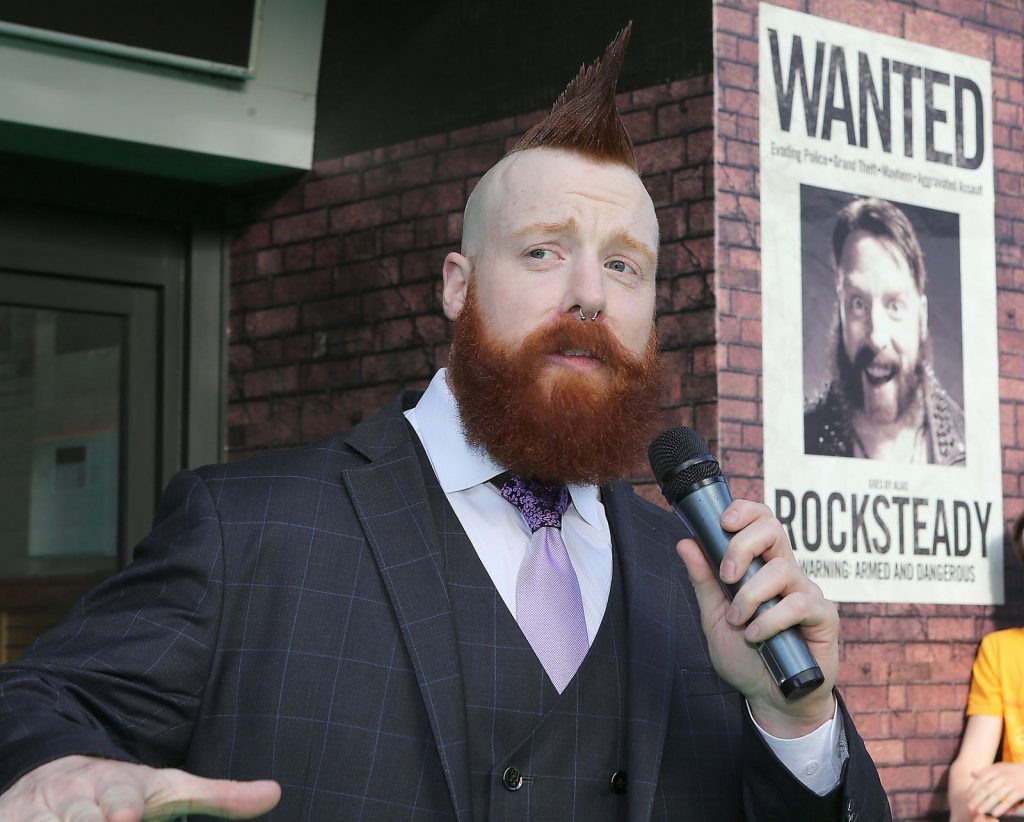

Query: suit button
[[610, 771, 628, 794], [502, 767, 524, 792]]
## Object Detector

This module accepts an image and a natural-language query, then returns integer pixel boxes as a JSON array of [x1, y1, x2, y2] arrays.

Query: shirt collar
[[405, 368, 602, 527]]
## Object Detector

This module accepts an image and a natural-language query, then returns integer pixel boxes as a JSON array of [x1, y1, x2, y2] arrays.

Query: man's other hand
[[0, 755, 280, 821], [676, 498, 839, 737]]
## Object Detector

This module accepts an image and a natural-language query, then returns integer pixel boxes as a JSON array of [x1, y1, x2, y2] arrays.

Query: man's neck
[[850, 405, 929, 462]]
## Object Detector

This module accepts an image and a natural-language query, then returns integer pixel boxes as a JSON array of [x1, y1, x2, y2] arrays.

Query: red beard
[[446, 285, 662, 485]]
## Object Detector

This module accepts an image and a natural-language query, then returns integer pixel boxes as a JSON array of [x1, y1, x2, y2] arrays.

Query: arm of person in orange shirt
[[949, 714, 1019, 822]]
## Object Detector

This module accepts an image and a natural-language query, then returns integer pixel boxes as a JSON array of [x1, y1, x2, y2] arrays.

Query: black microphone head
[[648, 427, 723, 501]]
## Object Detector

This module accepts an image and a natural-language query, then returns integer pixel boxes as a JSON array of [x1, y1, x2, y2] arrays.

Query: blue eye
[[528, 248, 554, 260], [608, 260, 636, 275]]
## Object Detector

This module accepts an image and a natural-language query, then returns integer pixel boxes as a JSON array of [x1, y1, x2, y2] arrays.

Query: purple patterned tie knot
[[500, 474, 570, 532]]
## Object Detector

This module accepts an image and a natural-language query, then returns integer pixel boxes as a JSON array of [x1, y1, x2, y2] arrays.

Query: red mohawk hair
[[511, 23, 638, 171]]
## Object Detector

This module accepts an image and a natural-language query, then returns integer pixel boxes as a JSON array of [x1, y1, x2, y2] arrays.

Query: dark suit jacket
[[0, 392, 889, 820]]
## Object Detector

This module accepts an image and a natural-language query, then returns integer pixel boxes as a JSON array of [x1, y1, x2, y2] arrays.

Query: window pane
[[0, 305, 122, 576]]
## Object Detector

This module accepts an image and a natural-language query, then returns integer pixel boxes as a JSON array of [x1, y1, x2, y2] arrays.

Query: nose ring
[[578, 306, 600, 322]]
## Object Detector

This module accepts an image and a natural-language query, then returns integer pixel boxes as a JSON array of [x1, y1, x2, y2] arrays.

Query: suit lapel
[[341, 396, 472, 821], [604, 482, 680, 822]]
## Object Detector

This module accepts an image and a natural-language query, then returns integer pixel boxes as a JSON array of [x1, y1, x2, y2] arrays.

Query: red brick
[[808, 0, 903, 34], [719, 218, 758, 248], [362, 349, 433, 383], [642, 172, 672, 207], [243, 366, 298, 398], [271, 209, 326, 243], [283, 242, 314, 272], [636, 138, 686, 174], [272, 270, 331, 304], [244, 307, 298, 339], [301, 297, 363, 329], [906, 682, 968, 709], [435, 143, 502, 180], [343, 229, 376, 260], [717, 59, 756, 89], [904, 10, 991, 58], [927, 617, 980, 641], [878, 764, 932, 791], [250, 339, 283, 368], [304, 173, 361, 209], [622, 109, 655, 142], [400, 181, 465, 219], [232, 252, 256, 284], [724, 138, 758, 168], [721, 86, 758, 121], [330, 196, 401, 234], [866, 738, 905, 765], [302, 360, 361, 391], [256, 248, 283, 277], [720, 371, 758, 399], [673, 167, 708, 201], [363, 284, 436, 319], [364, 156, 435, 197], [721, 448, 761, 476], [995, 35, 1023, 71], [232, 221, 271, 254], [988, 4, 1024, 30], [237, 280, 271, 310], [414, 215, 448, 246], [688, 200, 716, 234], [716, 5, 755, 37], [719, 398, 759, 422], [657, 96, 714, 137], [907, 736, 958, 763], [686, 130, 715, 164], [229, 344, 252, 371]]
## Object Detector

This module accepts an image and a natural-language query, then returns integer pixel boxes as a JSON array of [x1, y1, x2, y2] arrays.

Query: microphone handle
[[672, 478, 825, 700]]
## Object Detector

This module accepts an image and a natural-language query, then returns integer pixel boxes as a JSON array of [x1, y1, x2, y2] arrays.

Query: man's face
[[443, 148, 659, 378], [441, 148, 663, 484], [837, 230, 927, 425]]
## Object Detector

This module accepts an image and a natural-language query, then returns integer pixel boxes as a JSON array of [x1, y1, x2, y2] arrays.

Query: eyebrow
[[512, 218, 658, 270]]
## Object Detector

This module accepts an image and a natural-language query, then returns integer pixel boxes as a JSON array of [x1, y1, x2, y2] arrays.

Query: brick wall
[[227, 76, 717, 506], [715, 0, 1024, 818]]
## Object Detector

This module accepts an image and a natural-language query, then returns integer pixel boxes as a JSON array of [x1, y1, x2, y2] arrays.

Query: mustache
[[521, 315, 638, 368], [852, 346, 898, 371]]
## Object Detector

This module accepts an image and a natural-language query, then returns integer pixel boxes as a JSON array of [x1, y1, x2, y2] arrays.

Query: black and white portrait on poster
[[801, 187, 965, 466], [758, 4, 1001, 604]]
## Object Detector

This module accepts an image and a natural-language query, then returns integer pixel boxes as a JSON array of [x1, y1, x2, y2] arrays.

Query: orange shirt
[[968, 628, 1024, 762]]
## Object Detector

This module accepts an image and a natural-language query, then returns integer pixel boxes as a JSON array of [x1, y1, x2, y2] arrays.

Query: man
[[0, 29, 889, 820], [804, 196, 966, 464]]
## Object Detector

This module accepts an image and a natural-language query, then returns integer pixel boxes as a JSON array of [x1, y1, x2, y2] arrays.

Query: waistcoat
[[420, 461, 630, 822]]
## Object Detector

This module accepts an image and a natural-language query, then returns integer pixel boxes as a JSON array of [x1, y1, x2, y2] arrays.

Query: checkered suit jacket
[[0, 392, 889, 820]]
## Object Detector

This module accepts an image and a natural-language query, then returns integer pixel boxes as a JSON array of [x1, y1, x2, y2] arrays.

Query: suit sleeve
[[741, 691, 891, 820], [0, 469, 225, 792]]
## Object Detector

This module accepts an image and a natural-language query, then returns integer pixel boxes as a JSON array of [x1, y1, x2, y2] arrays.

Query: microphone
[[648, 427, 824, 700]]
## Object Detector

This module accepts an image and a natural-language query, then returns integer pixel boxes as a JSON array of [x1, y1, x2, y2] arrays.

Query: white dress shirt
[[405, 368, 843, 795]]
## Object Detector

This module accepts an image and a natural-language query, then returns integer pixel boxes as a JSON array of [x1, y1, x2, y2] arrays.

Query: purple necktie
[[501, 474, 589, 693]]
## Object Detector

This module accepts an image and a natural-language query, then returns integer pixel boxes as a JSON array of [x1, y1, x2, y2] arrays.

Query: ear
[[442, 252, 472, 320]]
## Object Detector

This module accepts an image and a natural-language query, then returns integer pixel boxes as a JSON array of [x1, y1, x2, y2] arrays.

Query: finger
[[988, 793, 1020, 818], [724, 555, 795, 625], [719, 515, 797, 587], [719, 499, 774, 533], [676, 538, 730, 623], [742, 588, 837, 646], [95, 776, 145, 822], [144, 771, 281, 820], [55, 799, 104, 822]]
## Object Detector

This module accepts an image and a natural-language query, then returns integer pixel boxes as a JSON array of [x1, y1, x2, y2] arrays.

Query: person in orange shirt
[[949, 512, 1024, 821]]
